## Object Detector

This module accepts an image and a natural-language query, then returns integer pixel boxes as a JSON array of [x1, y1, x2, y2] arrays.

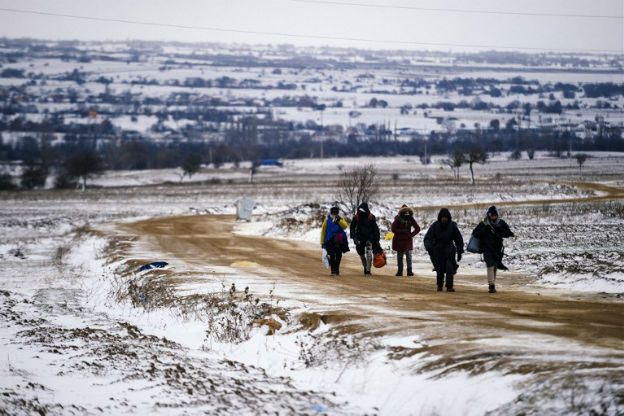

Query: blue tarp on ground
[[138, 261, 169, 272], [260, 159, 283, 167]]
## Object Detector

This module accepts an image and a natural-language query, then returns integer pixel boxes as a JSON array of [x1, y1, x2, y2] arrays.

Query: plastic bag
[[373, 250, 387, 268], [467, 235, 482, 254], [321, 248, 330, 269]]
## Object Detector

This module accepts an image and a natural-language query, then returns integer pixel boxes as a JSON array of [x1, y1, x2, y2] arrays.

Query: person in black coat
[[423, 208, 464, 292], [471, 206, 514, 293], [350, 202, 382, 276]]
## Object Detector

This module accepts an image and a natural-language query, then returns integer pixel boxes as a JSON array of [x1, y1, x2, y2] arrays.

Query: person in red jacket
[[391, 205, 421, 277]]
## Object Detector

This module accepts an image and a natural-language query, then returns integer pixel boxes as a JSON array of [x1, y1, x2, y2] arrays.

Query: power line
[[289, 0, 624, 19], [0, 7, 621, 54]]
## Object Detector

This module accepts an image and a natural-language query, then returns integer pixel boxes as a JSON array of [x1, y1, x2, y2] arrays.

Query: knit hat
[[358, 203, 370, 214], [487, 206, 498, 217], [330, 206, 340, 215]]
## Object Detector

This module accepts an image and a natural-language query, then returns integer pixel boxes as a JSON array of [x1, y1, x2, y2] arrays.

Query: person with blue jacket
[[320, 206, 350, 276]]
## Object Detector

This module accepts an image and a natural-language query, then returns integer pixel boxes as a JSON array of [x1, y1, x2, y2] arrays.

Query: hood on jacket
[[487, 205, 498, 217], [357, 202, 370, 215], [437, 208, 452, 222], [398, 204, 413, 217]]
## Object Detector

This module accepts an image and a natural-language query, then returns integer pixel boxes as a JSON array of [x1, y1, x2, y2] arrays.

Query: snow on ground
[[0, 188, 524, 415], [65, 226, 526, 416], [1, 155, 623, 414], [0, 196, 355, 414], [5, 47, 624, 138]]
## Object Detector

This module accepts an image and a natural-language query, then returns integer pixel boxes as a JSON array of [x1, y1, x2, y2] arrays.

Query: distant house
[[575, 121, 598, 139]]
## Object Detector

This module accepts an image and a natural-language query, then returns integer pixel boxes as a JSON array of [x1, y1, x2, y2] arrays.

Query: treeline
[[2, 126, 624, 191], [3, 128, 623, 169]]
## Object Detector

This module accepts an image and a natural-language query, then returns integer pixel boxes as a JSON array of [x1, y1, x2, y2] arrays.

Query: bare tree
[[63, 150, 104, 191], [178, 154, 202, 182], [575, 153, 588, 177], [465, 148, 488, 185], [20, 159, 49, 190], [336, 164, 379, 215], [444, 151, 465, 181], [509, 150, 522, 161]]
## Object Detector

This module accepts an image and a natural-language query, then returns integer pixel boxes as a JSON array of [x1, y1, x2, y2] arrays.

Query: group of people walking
[[320, 203, 514, 292]]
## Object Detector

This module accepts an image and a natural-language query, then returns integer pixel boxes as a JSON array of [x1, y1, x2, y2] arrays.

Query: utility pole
[[320, 109, 324, 159]]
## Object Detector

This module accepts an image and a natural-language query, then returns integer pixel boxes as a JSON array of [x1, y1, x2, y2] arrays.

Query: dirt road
[[123, 215, 623, 358]]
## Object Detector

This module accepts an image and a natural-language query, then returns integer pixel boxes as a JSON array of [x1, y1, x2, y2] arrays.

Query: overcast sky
[[0, 0, 622, 53]]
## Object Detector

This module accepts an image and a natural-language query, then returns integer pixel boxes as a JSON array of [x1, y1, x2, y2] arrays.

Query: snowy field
[[2, 39, 623, 140], [1, 154, 623, 415]]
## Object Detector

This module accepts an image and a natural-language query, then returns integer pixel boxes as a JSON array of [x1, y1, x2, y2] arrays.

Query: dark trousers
[[326, 245, 342, 274], [396, 250, 412, 273], [435, 258, 455, 289]]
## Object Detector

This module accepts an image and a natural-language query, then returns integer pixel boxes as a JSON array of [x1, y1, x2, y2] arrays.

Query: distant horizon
[[0, 0, 621, 54], [2, 35, 622, 59]]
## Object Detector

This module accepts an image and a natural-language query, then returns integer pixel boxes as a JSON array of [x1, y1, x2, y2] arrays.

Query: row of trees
[[0, 149, 104, 191], [2, 123, 621, 191], [0, 142, 596, 192]]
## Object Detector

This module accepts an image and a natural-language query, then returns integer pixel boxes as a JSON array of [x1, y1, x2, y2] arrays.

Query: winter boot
[[395, 268, 403, 277], [488, 284, 496, 293], [437, 286, 443, 292], [436, 273, 444, 289], [407, 268, 414, 277]]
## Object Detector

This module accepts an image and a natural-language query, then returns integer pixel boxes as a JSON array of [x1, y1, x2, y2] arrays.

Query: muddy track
[[122, 213, 624, 354]]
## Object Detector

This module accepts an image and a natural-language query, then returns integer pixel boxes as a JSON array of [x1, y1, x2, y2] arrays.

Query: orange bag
[[373, 251, 387, 268]]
